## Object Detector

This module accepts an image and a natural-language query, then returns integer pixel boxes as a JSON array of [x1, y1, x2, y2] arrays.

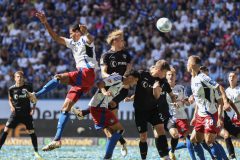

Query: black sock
[[155, 135, 169, 157], [30, 133, 38, 152], [0, 132, 8, 150], [119, 136, 126, 145], [82, 109, 90, 116], [139, 141, 148, 159], [170, 138, 179, 153], [225, 137, 235, 158]]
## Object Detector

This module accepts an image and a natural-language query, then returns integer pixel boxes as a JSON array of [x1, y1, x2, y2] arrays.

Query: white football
[[156, 17, 172, 33]]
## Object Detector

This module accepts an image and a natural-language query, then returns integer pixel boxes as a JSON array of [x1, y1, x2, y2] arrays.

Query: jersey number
[[205, 119, 213, 128]]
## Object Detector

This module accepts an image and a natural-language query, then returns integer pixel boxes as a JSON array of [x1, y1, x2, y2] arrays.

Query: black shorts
[[108, 88, 128, 110], [6, 114, 34, 130], [135, 108, 164, 133], [224, 111, 240, 137]]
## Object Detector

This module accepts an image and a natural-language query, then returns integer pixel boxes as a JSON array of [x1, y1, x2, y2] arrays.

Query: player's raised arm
[[79, 25, 94, 44], [35, 11, 66, 46]]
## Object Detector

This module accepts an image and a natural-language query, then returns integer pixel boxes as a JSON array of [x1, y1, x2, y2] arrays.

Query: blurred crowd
[[0, 0, 240, 98]]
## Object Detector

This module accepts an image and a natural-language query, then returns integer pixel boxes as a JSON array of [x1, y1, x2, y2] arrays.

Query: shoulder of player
[[225, 87, 231, 92], [23, 82, 33, 89], [236, 85, 240, 90], [174, 84, 185, 90], [8, 85, 16, 90], [100, 51, 112, 58]]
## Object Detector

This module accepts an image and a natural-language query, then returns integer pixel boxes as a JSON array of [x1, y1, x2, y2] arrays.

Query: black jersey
[[100, 50, 131, 76], [157, 78, 172, 117], [8, 83, 33, 116], [133, 71, 160, 111]]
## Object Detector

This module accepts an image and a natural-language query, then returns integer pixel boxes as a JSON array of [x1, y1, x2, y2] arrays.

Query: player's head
[[14, 71, 24, 85], [228, 71, 238, 87], [106, 29, 125, 49], [69, 24, 82, 41], [123, 70, 140, 86], [166, 67, 176, 84], [150, 60, 170, 78], [200, 66, 209, 76], [187, 55, 201, 73]]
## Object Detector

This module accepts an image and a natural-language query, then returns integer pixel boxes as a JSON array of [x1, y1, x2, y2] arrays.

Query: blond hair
[[155, 60, 170, 71], [14, 71, 24, 77], [106, 29, 124, 45]]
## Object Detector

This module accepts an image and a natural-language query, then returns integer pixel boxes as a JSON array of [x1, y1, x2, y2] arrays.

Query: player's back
[[191, 73, 218, 116]]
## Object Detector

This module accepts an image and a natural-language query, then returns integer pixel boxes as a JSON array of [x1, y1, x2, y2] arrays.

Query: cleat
[[42, 140, 61, 151], [169, 151, 176, 160], [121, 144, 128, 157], [34, 151, 44, 160], [71, 107, 84, 120], [23, 89, 38, 103]]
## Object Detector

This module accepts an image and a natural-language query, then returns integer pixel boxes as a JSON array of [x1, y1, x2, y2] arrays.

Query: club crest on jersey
[[110, 119, 115, 124], [123, 54, 127, 59], [110, 61, 117, 67], [73, 46, 78, 52], [141, 81, 149, 88]]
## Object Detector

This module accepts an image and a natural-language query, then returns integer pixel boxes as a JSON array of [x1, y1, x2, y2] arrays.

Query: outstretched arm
[[36, 11, 66, 46]]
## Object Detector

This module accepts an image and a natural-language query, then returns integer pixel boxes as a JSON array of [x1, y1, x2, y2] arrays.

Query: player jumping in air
[[26, 11, 98, 151], [72, 29, 131, 156]]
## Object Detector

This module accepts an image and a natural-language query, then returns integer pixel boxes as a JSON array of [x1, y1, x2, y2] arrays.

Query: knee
[[190, 135, 196, 143], [140, 133, 147, 142], [224, 132, 230, 139], [62, 100, 75, 111], [170, 129, 179, 139]]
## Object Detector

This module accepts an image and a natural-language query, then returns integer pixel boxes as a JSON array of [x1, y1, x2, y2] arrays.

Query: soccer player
[[0, 71, 42, 159], [225, 71, 240, 159], [89, 71, 139, 159], [72, 29, 131, 155], [27, 11, 98, 151], [166, 67, 194, 160], [126, 60, 174, 160], [187, 55, 230, 159]]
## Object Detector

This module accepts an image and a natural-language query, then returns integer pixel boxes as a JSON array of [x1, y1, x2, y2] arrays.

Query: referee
[[0, 71, 42, 159]]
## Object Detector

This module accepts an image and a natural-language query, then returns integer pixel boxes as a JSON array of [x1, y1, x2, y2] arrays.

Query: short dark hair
[[200, 66, 209, 72], [189, 55, 201, 66], [155, 60, 170, 71], [125, 70, 140, 79], [70, 24, 80, 32]]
